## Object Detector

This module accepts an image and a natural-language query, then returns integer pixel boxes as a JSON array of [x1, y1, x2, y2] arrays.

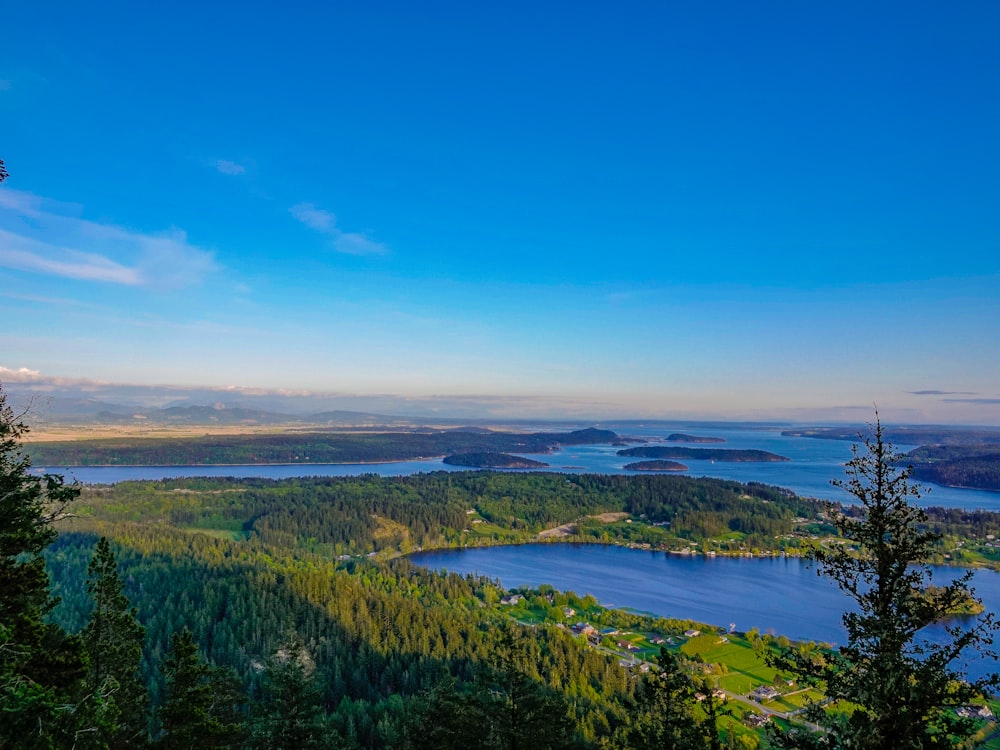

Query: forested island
[[25, 427, 618, 466], [783, 427, 1000, 491], [782, 425, 1000, 445], [905, 444, 1000, 492], [442, 452, 549, 468], [666, 433, 726, 443], [623, 460, 689, 472], [617, 447, 790, 462]]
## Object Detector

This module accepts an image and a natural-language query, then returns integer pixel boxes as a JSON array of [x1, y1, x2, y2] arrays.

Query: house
[[500, 594, 522, 605], [563, 607, 576, 617], [684, 629, 700, 637], [571, 622, 597, 637], [751, 685, 780, 701], [650, 636, 665, 645], [957, 705, 995, 719], [746, 714, 771, 728]]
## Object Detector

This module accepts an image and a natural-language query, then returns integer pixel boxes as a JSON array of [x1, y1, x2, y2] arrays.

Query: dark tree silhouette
[[770, 414, 998, 749]]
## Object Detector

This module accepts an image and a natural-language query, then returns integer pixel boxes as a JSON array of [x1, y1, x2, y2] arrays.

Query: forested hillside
[[12, 445, 1000, 746], [48, 471, 816, 747], [906, 444, 1000, 492]]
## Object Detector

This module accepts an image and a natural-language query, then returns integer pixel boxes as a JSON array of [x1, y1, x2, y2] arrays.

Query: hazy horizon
[[4, 366, 1000, 427]]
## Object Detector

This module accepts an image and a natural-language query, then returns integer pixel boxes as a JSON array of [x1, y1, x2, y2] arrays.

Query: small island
[[623, 460, 689, 472], [442, 452, 550, 469], [617, 447, 790, 462], [920, 585, 986, 617], [666, 433, 726, 444]]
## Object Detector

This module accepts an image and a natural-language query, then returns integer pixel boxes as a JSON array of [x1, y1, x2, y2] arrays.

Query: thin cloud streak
[[290, 202, 387, 255], [0, 230, 141, 284], [216, 159, 246, 175], [0, 189, 218, 289], [910, 390, 976, 397]]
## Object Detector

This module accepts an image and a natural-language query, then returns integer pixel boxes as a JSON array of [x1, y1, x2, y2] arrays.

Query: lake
[[411, 543, 1000, 681], [40, 423, 1000, 511]]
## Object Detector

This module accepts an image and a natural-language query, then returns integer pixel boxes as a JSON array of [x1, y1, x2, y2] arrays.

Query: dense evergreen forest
[[906, 444, 1000, 492], [45, 471, 823, 748], [7, 410, 1000, 747], [25, 428, 618, 466]]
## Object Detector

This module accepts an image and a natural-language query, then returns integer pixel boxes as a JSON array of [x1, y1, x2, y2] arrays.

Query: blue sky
[[3, 1, 999, 422]]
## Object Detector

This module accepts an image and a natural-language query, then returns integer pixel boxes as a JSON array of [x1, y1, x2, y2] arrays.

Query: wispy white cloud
[[290, 203, 336, 232], [0, 230, 141, 283], [289, 202, 387, 255], [216, 159, 246, 176], [334, 232, 387, 256], [0, 189, 218, 289]]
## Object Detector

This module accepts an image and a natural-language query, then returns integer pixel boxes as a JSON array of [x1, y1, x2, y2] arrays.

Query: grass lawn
[[682, 635, 784, 695]]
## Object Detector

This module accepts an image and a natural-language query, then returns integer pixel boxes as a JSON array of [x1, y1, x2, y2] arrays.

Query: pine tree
[[627, 647, 713, 750], [251, 640, 335, 750], [156, 629, 246, 750], [82, 537, 149, 748], [0, 384, 85, 748], [770, 414, 998, 749]]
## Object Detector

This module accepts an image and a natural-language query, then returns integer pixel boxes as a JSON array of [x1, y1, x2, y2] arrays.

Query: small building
[[751, 685, 780, 701], [684, 629, 701, 637], [500, 594, 522, 605], [572, 622, 597, 637], [957, 705, 995, 719]]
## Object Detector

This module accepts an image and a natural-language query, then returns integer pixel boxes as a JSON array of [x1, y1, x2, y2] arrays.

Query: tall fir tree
[[82, 537, 149, 748], [769, 414, 998, 749], [155, 629, 246, 750]]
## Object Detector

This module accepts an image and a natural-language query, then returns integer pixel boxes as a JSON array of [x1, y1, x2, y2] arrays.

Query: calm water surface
[[412, 543, 1000, 680]]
